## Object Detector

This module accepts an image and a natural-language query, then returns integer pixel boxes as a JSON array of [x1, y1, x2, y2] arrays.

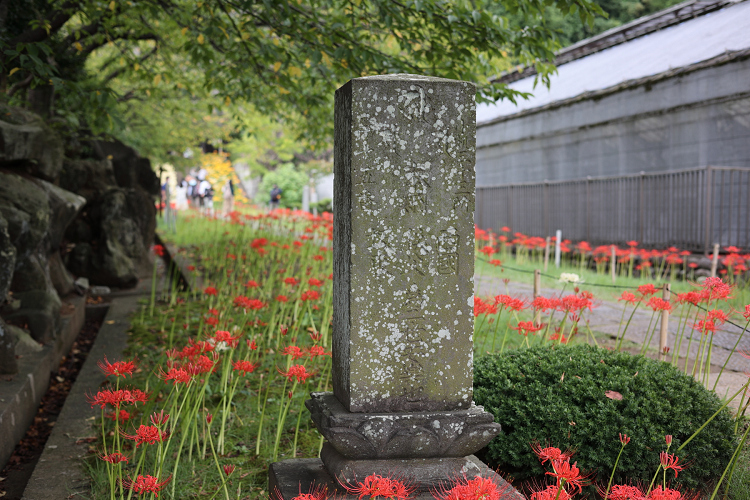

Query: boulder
[[6, 322, 42, 357], [0, 172, 50, 263], [65, 187, 155, 288], [59, 157, 117, 200], [0, 213, 15, 301], [4, 289, 61, 343], [38, 180, 86, 251], [0, 317, 17, 375], [10, 252, 51, 293], [48, 251, 76, 297], [0, 104, 64, 182], [89, 139, 159, 195]]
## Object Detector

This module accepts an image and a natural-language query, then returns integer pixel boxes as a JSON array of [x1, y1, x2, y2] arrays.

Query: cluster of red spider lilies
[[475, 226, 749, 280]]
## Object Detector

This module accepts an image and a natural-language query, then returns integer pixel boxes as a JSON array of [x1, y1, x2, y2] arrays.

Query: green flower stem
[[712, 319, 749, 392], [604, 442, 627, 499], [617, 302, 642, 351], [678, 377, 750, 452], [709, 420, 750, 500]]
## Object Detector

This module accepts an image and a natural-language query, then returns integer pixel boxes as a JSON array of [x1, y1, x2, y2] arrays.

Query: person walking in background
[[222, 179, 235, 218], [270, 184, 282, 210]]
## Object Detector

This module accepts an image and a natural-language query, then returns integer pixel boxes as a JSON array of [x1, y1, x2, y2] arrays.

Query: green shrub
[[474, 344, 736, 493]]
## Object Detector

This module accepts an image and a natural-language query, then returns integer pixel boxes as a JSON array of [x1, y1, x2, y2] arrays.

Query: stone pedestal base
[[268, 458, 523, 500]]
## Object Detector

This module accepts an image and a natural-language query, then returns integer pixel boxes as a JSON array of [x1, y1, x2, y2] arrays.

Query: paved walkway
[[475, 274, 750, 405]]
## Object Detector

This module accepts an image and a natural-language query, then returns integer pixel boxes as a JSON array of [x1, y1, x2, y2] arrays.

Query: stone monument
[[269, 75, 517, 499]]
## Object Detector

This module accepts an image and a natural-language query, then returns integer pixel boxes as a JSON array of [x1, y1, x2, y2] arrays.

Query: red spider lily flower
[[707, 309, 729, 325], [278, 364, 314, 383], [106, 409, 131, 422], [619, 433, 631, 445], [291, 485, 329, 500], [646, 297, 672, 312], [474, 297, 489, 316], [530, 442, 574, 464], [307, 345, 331, 359], [87, 388, 149, 409], [531, 296, 558, 312], [433, 476, 507, 500], [152, 245, 165, 257], [206, 413, 213, 424], [503, 297, 527, 312], [665, 435, 672, 445], [512, 321, 544, 336], [97, 356, 136, 378], [313, 254, 325, 261], [284, 277, 300, 285], [618, 292, 639, 305], [99, 451, 129, 464], [245, 280, 260, 288], [159, 366, 191, 385], [150, 410, 170, 426], [204, 286, 218, 296], [187, 265, 196, 271], [479, 245, 496, 257], [122, 474, 172, 497], [693, 319, 719, 335], [546, 459, 590, 494], [603, 484, 645, 500], [213, 330, 241, 347], [637, 284, 658, 296], [743, 305, 750, 321], [701, 277, 734, 301], [129, 388, 149, 405], [308, 278, 324, 287], [488, 259, 503, 267], [280, 325, 289, 336], [247, 339, 258, 350], [659, 452, 684, 478], [301, 290, 321, 301], [674, 291, 706, 306], [627, 241, 639, 247], [250, 238, 268, 248], [276, 295, 289, 303], [530, 485, 573, 500], [207, 308, 219, 317], [340, 474, 414, 500], [233, 295, 266, 310], [281, 345, 306, 360], [205, 316, 220, 326], [121, 425, 168, 447], [223, 465, 236, 475], [185, 354, 217, 375], [232, 360, 259, 375], [549, 332, 570, 344]]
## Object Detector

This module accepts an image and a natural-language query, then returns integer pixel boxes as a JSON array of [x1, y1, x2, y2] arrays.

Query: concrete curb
[[21, 278, 151, 500], [0, 294, 86, 470]]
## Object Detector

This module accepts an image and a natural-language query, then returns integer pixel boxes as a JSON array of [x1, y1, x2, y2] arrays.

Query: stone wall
[[0, 104, 157, 374]]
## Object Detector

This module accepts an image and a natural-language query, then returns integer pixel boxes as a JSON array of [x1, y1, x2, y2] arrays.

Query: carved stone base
[[268, 458, 523, 500], [306, 392, 502, 459], [322, 443, 489, 487]]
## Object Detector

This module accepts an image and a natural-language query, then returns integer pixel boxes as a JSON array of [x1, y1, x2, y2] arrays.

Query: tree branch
[[104, 45, 158, 84], [7, 73, 33, 97], [9, 1, 79, 45]]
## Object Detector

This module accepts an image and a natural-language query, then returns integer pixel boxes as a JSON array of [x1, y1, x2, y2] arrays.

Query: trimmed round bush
[[474, 344, 736, 492]]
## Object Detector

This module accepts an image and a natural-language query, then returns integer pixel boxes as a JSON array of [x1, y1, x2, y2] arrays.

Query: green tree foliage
[[1, 0, 606, 154], [498, 0, 687, 49], [257, 163, 309, 209]]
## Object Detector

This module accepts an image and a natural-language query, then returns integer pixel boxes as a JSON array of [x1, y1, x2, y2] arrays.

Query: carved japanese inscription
[[333, 75, 476, 413]]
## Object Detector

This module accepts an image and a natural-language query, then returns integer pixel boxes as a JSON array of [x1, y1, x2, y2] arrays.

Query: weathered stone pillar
[[269, 75, 516, 499]]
